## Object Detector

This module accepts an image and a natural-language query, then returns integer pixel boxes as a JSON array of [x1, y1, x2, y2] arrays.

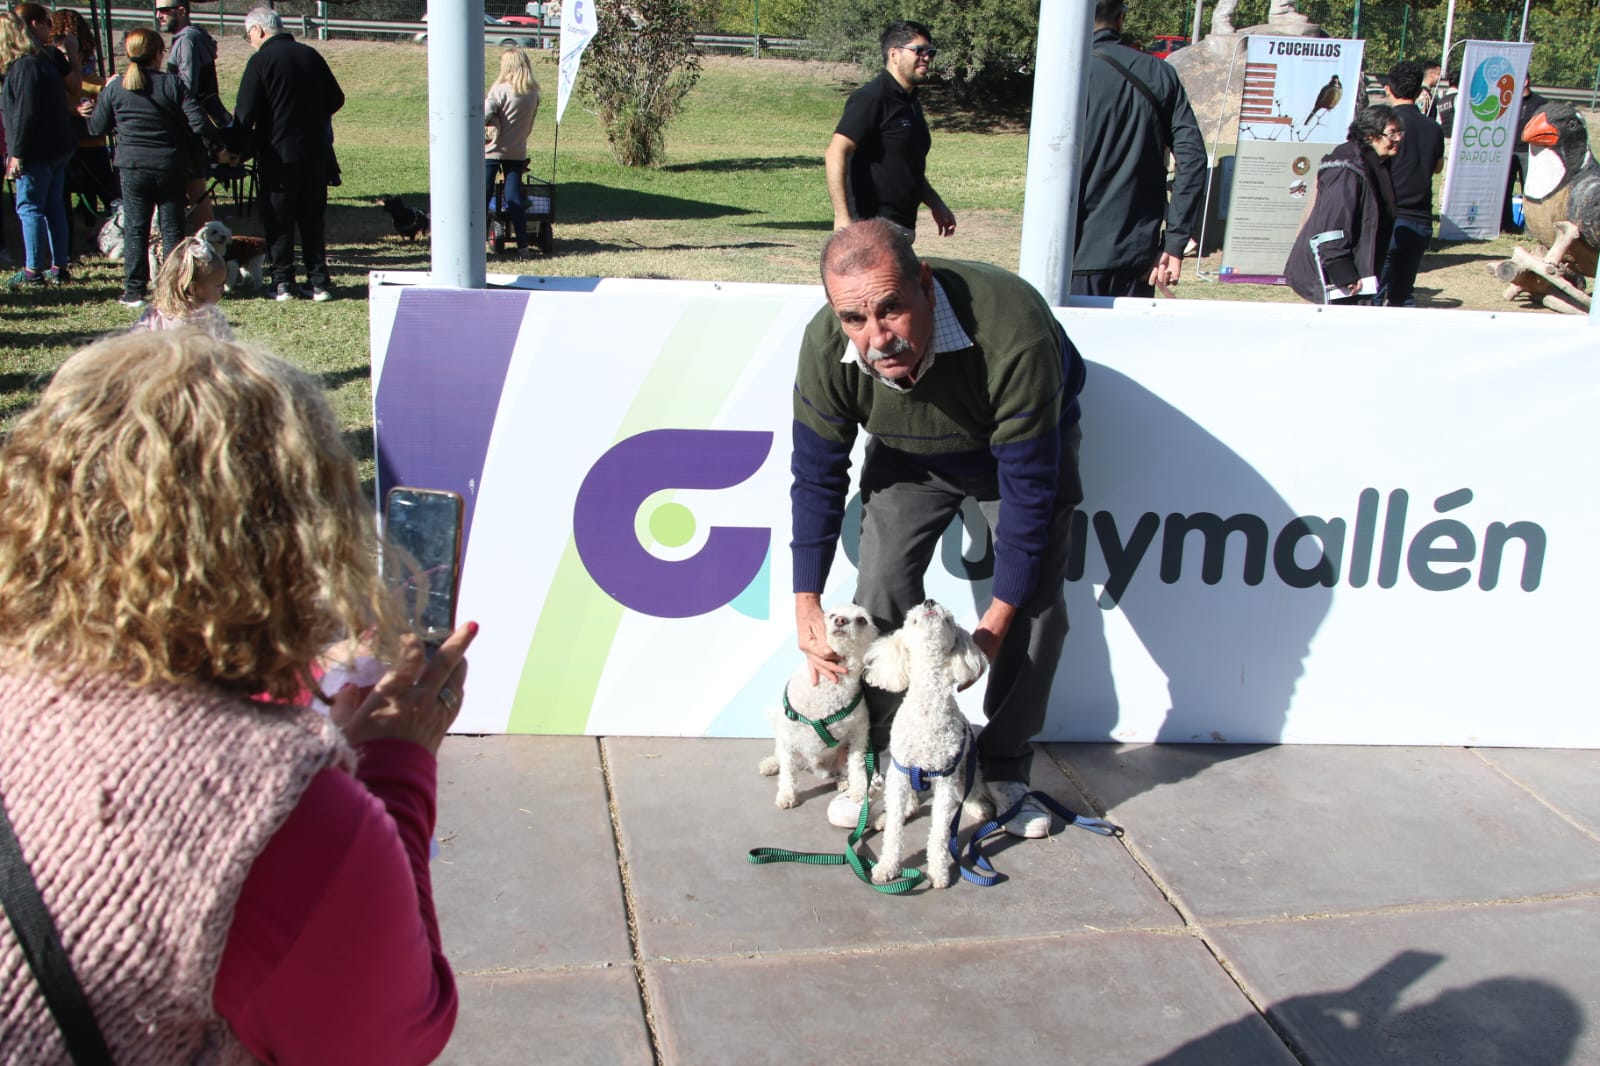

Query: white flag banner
[[556, 0, 597, 126], [1439, 41, 1532, 240]]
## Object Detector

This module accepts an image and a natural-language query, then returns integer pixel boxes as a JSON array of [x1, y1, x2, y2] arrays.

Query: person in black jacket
[[2, 9, 77, 289], [233, 6, 344, 302], [1284, 106, 1401, 305], [88, 26, 209, 307], [1075, 0, 1206, 297]]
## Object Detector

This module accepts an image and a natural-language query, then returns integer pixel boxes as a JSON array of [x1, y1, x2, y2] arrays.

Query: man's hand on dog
[[795, 593, 849, 686]]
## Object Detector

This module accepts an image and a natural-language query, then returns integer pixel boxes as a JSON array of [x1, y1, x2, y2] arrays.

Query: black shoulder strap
[[0, 790, 114, 1066], [1093, 48, 1171, 146]]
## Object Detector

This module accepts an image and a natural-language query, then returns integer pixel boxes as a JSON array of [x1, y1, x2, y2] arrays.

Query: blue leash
[[889, 731, 1124, 887]]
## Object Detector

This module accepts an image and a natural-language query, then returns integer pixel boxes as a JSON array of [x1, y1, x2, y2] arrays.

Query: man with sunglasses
[[825, 20, 955, 240]]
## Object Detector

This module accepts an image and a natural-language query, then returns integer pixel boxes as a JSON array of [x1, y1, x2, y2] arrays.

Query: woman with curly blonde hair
[[0, 332, 475, 1063]]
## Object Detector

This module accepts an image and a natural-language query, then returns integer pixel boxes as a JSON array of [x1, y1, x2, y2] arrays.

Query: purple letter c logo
[[573, 429, 773, 618]]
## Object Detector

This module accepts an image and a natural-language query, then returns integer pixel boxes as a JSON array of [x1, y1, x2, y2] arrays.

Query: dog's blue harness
[[782, 686, 862, 749], [890, 730, 971, 793]]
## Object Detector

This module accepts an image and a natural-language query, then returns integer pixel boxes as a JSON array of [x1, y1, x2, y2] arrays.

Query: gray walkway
[[431, 737, 1600, 1065]]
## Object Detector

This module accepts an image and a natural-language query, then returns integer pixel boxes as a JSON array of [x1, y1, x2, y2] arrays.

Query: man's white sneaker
[[989, 780, 1051, 839], [826, 770, 883, 829]]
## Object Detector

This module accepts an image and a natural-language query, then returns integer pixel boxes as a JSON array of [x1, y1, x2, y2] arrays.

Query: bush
[[580, 0, 703, 167]]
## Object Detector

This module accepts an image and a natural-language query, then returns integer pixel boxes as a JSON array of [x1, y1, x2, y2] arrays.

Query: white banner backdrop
[[1440, 41, 1533, 240], [371, 278, 1599, 747]]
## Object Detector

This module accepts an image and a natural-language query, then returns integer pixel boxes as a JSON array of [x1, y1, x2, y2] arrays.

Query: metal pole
[[1400, 4, 1408, 55], [1519, 0, 1531, 41], [1352, 0, 1361, 39], [1190, 0, 1203, 44], [752, 0, 759, 59], [317, 0, 328, 41], [1017, 2, 1094, 305], [1440, 0, 1456, 80], [429, 0, 487, 288]]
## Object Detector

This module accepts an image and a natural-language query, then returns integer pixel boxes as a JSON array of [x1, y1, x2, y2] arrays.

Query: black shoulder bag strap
[[0, 789, 115, 1066], [1093, 48, 1172, 150]]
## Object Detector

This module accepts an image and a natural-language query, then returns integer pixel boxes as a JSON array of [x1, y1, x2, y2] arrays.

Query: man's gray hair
[[820, 218, 920, 288], [244, 6, 282, 36]]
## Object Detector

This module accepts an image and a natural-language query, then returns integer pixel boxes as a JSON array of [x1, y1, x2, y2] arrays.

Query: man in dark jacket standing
[[1075, 0, 1205, 297], [157, 0, 227, 226], [234, 5, 344, 302]]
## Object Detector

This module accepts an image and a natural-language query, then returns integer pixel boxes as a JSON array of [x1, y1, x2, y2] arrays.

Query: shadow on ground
[[1151, 951, 1583, 1065], [660, 155, 819, 174]]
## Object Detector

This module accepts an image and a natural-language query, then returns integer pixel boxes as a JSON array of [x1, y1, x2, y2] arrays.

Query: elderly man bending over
[[790, 218, 1088, 837]]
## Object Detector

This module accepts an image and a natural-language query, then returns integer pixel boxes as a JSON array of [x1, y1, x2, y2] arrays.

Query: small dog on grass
[[863, 599, 991, 889], [378, 195, 430, 242], [759, 604, 878, 818], [196, 219, 267, 294]]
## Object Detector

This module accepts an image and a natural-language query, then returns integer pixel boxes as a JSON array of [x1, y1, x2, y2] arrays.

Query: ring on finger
[[438, 687, 461, 713]]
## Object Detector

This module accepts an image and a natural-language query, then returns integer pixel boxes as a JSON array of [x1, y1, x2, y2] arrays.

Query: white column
[[1017, 3, 1095, 305], [428, 4, 486, 288]]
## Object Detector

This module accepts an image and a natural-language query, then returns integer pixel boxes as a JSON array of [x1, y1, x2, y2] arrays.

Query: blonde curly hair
[[0, 332, 405, 699]]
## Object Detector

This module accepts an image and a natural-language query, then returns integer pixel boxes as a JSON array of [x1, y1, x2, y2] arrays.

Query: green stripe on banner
[[506, 299, 788, 732]]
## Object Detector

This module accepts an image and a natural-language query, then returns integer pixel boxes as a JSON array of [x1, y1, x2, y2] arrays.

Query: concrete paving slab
[[606, 737, 1177, 961], [1473, 747, 1600, 839], [434, 735, 632, 970], [1202, 897, 1600, 1066], [645, 930, 1298, 1066], [1048, 744, 1600, 922], [440, 970, 652, 1066]]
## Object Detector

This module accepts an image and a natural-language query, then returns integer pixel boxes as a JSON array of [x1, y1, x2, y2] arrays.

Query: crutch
[[1308, 228, 1346, 305]]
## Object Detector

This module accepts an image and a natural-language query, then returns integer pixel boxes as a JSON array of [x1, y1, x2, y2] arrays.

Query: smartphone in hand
[[383, 486, 464, 648]]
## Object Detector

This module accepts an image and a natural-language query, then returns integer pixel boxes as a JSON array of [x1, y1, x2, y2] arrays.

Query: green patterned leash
[[747, 749, 924, 894]]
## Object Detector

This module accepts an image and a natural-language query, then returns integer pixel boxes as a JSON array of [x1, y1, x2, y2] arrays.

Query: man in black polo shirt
[[1379, 60, 1445, 307], [825, 20, 955, 239]]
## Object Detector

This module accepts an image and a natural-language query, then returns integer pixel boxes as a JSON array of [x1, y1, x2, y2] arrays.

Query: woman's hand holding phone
[[330, 621, 479, 756]]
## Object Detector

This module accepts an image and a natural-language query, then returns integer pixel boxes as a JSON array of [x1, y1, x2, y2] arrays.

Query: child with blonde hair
[[130, 236, 234, 340]]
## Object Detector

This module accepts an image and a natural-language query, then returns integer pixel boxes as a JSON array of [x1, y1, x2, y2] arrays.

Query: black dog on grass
[[378, 195, 430, 242]]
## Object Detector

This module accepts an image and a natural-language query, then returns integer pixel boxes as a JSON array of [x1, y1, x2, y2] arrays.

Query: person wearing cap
[[1075, 0, 1205, 297], [156, 0, 226, 226], [824, 19, 955, 239]]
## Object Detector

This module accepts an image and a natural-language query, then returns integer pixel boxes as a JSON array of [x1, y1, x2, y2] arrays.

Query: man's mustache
[[864, 336, 913, 363]]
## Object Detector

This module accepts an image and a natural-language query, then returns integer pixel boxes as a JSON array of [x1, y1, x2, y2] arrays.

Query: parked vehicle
[[1148, 34, 1189, 61], [415, 14, 535, 48]]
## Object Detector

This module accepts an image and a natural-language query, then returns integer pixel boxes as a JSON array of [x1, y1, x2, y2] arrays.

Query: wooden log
[[1510, 246, 1592, 311]]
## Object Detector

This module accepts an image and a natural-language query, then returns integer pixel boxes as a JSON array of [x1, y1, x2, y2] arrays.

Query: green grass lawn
[[2, 39, 1589, 471], [1, 42, 1032, 468]]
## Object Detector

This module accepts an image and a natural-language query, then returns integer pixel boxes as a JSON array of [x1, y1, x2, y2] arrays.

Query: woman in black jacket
[[88, 26, 208, 307], [1284, 105, 1402, 305]]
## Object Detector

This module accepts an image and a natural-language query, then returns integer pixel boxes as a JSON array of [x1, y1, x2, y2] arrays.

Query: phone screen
[[384, 487, 464, 647]]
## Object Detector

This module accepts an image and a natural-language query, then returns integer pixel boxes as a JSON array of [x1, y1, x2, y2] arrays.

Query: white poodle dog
[[863, 599, 992, 888], [759, 604, 878, 814], [196, 219, 267, 294]]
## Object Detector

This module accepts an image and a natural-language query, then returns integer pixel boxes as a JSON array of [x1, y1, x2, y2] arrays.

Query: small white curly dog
[[759, 604, 878, 814], [864, 599, 993, 888]]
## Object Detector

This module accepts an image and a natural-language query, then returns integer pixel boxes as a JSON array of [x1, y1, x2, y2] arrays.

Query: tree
[[580, 0, 704, 167]]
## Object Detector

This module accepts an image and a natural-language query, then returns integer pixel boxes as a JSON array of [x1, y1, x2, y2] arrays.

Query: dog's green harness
[[781, 686, 863, 748]]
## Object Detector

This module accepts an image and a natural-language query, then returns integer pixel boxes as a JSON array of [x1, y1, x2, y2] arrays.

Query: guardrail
[[101, 7, 814, 56], [92, 12, 1599, 104]]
